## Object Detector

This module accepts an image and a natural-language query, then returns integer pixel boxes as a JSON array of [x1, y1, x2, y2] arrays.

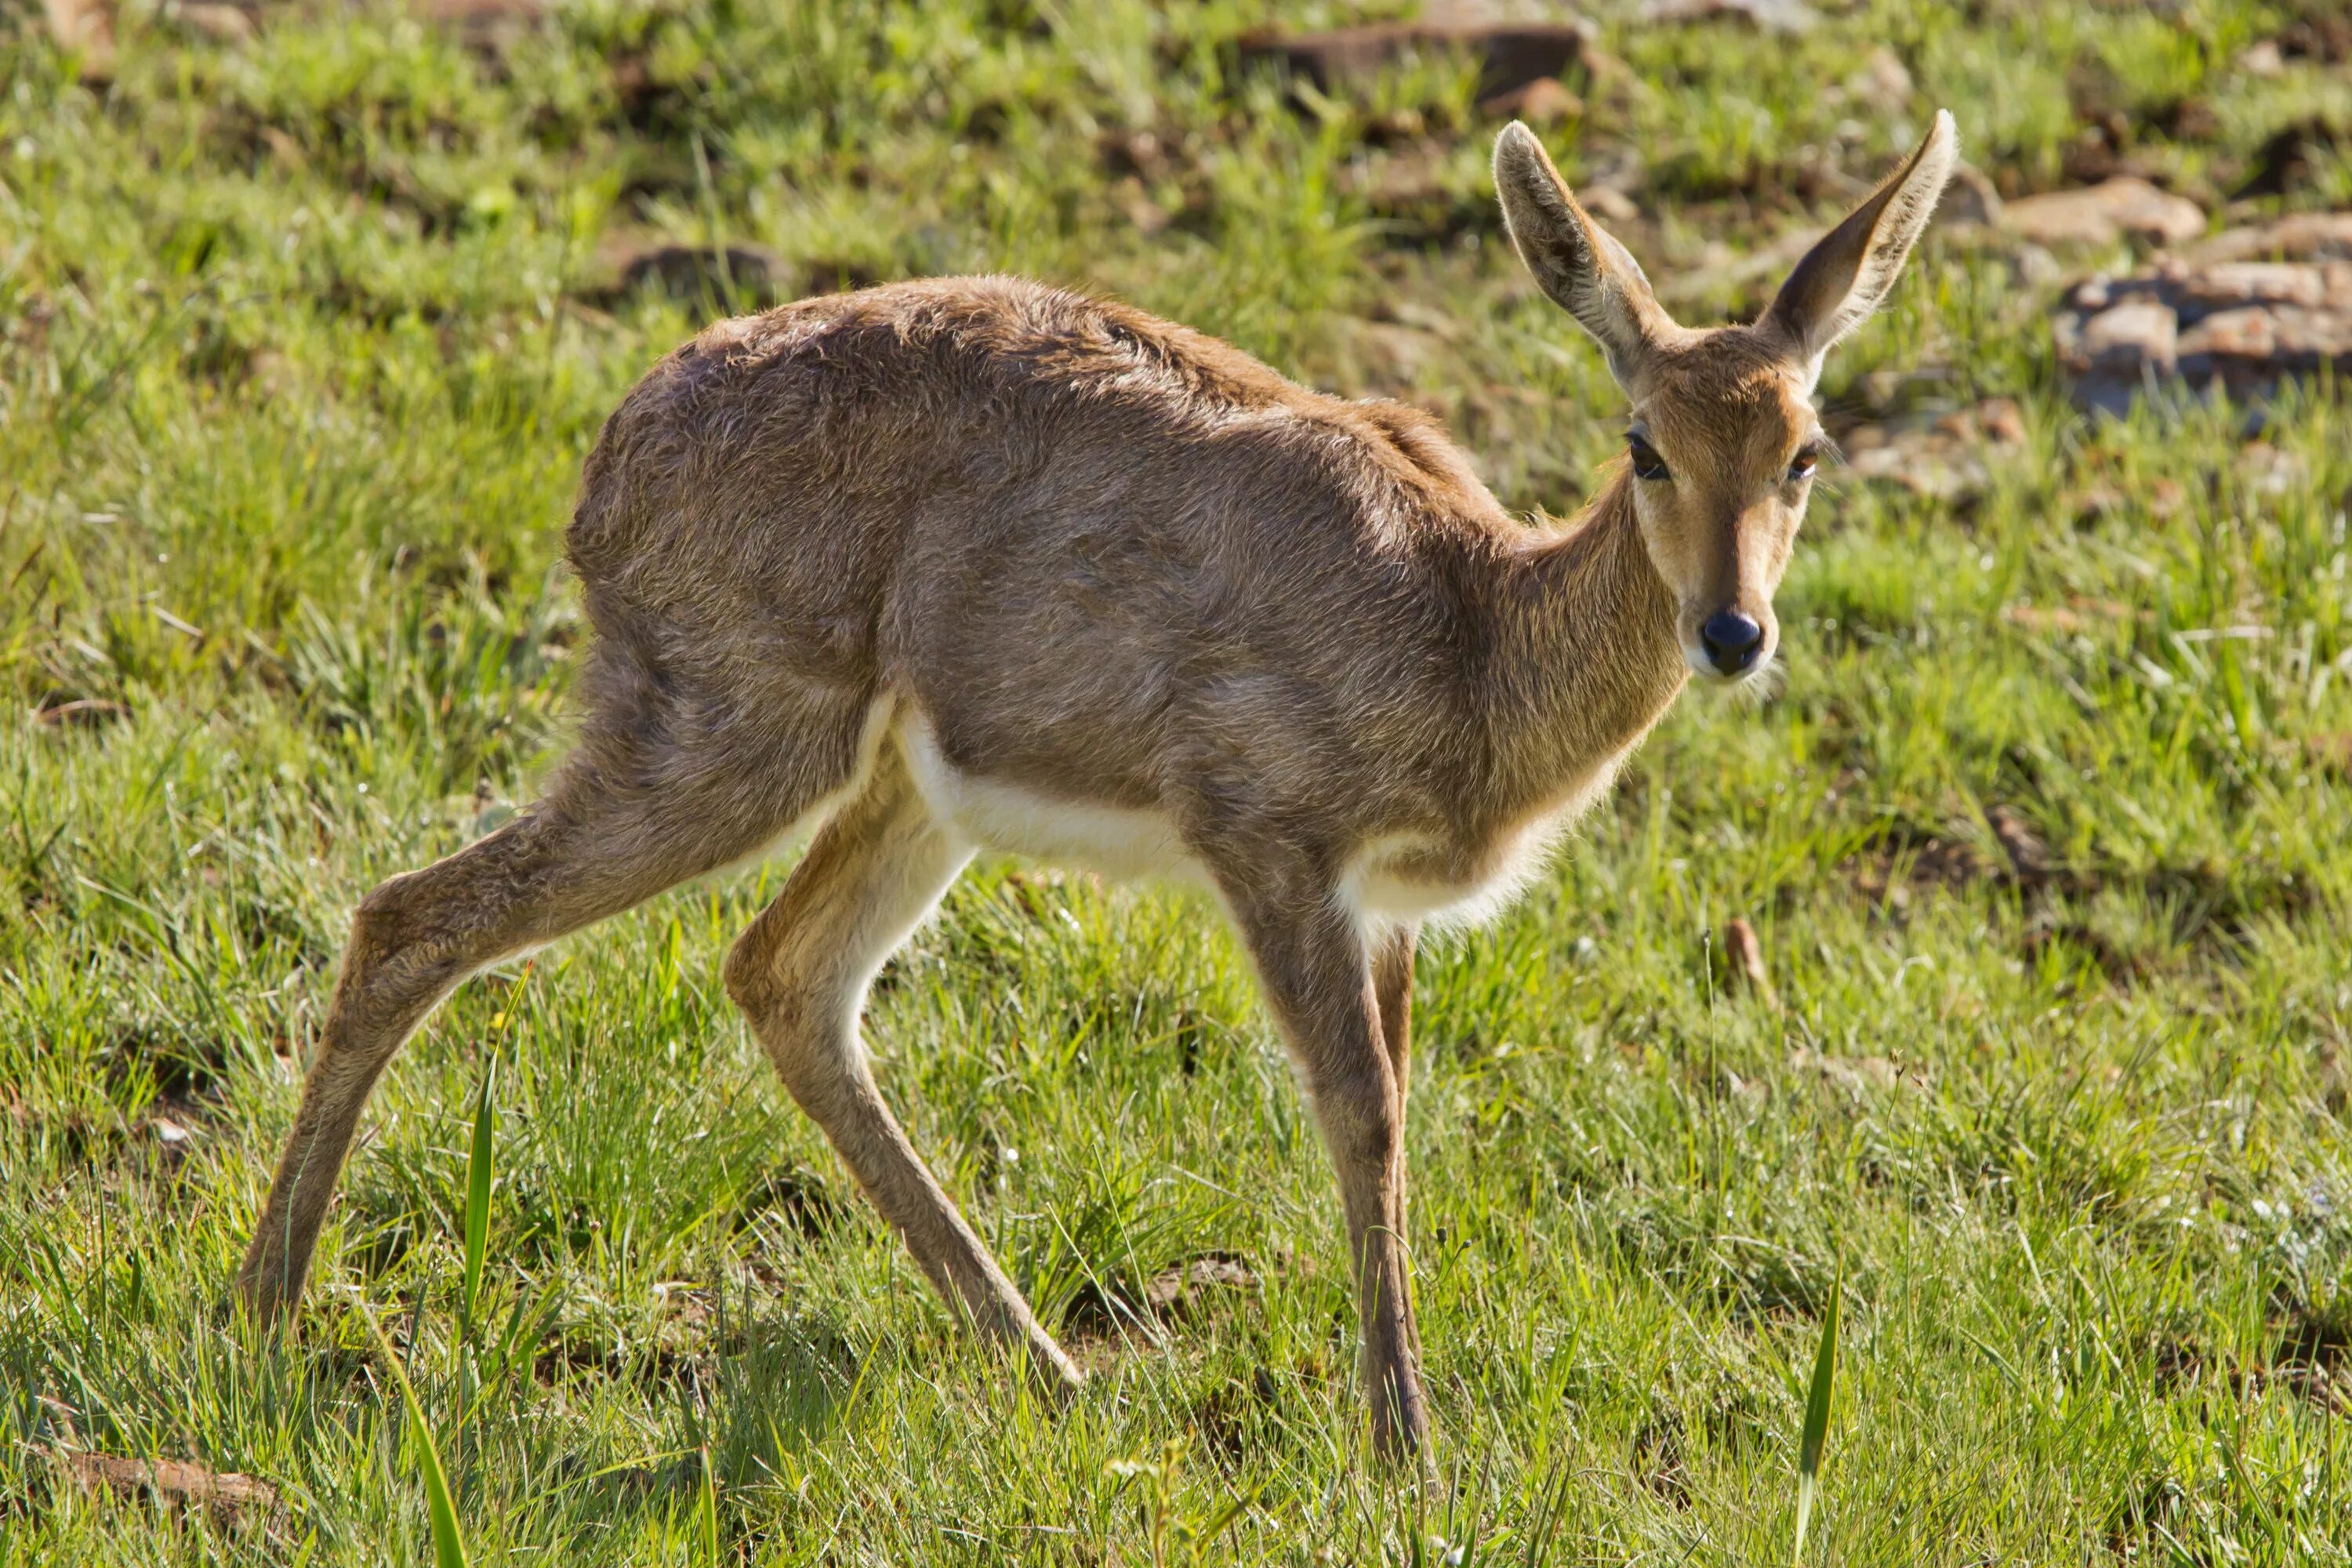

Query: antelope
[[240, 114, 1957, 1457]]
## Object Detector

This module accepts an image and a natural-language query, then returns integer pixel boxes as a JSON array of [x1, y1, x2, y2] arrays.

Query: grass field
[[6, 0, 2352, 1560]]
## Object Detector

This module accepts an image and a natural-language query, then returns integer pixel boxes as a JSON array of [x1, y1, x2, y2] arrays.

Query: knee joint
[[1312, 1078, 1400, 1157], [722, 928, 785, 1018], [348, 873, 418, 953], [340, 867, 488, 1009]]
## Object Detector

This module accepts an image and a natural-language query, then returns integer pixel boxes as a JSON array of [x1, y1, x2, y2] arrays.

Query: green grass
[[6, 0, 2352, 1561]]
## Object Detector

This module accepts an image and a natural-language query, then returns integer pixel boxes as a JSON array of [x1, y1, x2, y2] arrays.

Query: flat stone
[[43, 0, 114, 82], [408, 0, 546, 55], [1939, 163, 2003, 230], [410, 0, 543, 23], [60, 1451, 278, 1528], [173, 2, 255, 42], [2184, 303, 2352, 373], [1720, 917, 1778, 1008], [2183, 212, 2352, 267], [2177, 306, 2274, 362], [2074, 299, 2179, 375], [1236, 22, 1586, 104], [2176, 262, 2332, 311], [2053, 211, 2352, 411], [1581, 183, 1641, 225], [1999, 177, 2205, 249], [1144, 1255, 1256, 1312], [1847, 45, 1913, 107], [586, 238, 796, 310], [1839, 398, 2026, 502], [1640, 0, 1820, 31], [1480, 75, 1581, 125]]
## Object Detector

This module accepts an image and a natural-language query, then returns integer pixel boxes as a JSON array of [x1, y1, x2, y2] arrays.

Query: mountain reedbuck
[[241, 114, 1958, 1455]]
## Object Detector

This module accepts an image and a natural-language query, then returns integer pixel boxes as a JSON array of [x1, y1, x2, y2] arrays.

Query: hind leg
[[724, 741, 1080, 1386], [1371, 918, 1418, 1247], [238, 695, 880, 1321]]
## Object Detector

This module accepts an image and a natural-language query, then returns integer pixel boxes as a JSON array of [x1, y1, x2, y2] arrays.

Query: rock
[[58, 1451, 278, 1530], [1790, 1047, 1928, 1094], [1346, 143, 1494, 246], [1939, 162, 2003, 230], [1112, 177, 1171, 235], [172, 2, 254, 41], [1640, 0, 1819, 30], [42, 0, 114, 84], [33, 695, 129, 728], [1581, 183, 1641, 225], [1480, 76, 1581, 126], [1838, 397, 2027, 502], [1143, 1255, 1256, 1312], [1986, 804, 2050, 885], [2182, 211, 2352, 267], [1720, 918, 1778, 1009], [2237, 118, 2343, 199], [1662, 225, 1821, 309], [590, 239, 795, 310], [1991, 241, 2064, 291], [410, 0, 543, 22], [1847, 44, 1913, 106], [1973, 396, 2027, 445], [2073, 299, 2179, 376], [2002, 597, 2147, 635], [1998, 177, 2205, 249], [2179, 262, 2332, 310], [2278, 13, 2352, 64], [2053, 213, 2352, 412], [410, 0, 546, 56], [1236, 21, 1587, 105]]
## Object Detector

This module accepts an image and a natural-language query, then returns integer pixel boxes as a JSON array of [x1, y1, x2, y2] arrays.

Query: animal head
[[1494, 112, 1958, 684]]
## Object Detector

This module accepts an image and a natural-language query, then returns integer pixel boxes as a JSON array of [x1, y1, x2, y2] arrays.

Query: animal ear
[[1493, 121, 1671, 389], [1763, 110, 1959, 376]]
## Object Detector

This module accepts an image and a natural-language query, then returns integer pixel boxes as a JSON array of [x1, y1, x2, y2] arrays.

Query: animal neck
[[1479, 471, 1689, 814]]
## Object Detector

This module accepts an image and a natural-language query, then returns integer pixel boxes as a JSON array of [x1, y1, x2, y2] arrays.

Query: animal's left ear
[[1762, 111, 1958, 378]]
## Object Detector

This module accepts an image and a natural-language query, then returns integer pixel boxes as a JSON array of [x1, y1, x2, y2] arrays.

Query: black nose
[[1700, 610, 1764, 674]]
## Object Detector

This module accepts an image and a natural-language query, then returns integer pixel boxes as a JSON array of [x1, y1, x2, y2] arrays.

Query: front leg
[[1212, 864, 1427, 1458]]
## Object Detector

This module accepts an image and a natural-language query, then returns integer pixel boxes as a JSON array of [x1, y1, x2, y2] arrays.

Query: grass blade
[[1791, 1272, 1842, 1566], [699, 1443, 720, 1566], [461, 1053, 497, 1334], [358, 1300, 470, 1568]]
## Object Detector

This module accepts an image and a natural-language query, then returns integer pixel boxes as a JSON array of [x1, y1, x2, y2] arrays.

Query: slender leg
[[724, 743, 1080, 1386], [1371, 921, 1417, 1108], [1371, 919, 1419, 1232], [1213, 868, 1427, 1458], [239, 700, 873, 1321]]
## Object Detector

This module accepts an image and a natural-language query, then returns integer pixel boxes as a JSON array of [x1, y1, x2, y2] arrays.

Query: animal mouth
[[1682, 642, 1776, 685]]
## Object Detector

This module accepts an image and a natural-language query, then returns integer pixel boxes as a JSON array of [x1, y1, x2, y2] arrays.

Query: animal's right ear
[[1493, 122, 1671, 389], [1760, 111, 1958, 379]]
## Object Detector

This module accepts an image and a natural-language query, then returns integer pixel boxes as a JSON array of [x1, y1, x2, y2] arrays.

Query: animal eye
[[1788, 449, 1820, 483], [1628, 437, 1670, 481]]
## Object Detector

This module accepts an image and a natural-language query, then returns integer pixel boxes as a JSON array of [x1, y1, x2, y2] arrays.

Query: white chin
[[1683, 647, 1774, 685]]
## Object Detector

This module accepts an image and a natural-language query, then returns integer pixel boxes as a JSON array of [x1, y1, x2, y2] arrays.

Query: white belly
[[899, 717, 1207, 887], [895, 714, 1595, 929]]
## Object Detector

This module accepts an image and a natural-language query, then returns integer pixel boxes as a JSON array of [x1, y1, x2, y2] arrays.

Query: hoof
[[234, 1247, 303, 1328], [1370, 1374, 1431, 1463], [1030, 1336, 1086, 1395]]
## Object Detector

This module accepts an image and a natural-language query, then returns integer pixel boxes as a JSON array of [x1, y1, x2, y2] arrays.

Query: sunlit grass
[[5, 0, 2352, 1562]]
